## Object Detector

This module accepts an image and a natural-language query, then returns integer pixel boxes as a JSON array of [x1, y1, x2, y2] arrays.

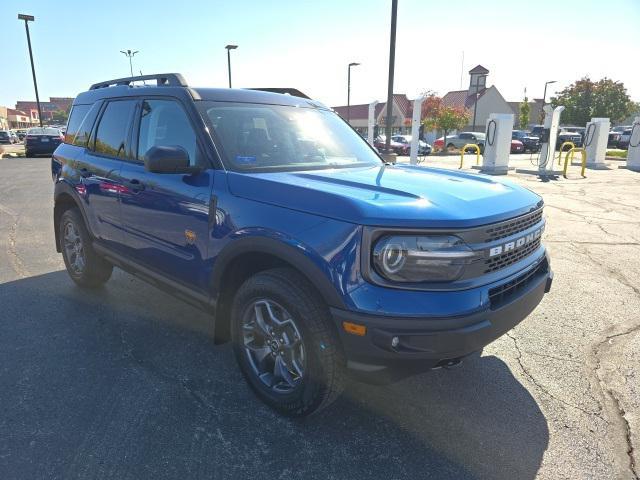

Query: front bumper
[[331, 257, 553, 384]]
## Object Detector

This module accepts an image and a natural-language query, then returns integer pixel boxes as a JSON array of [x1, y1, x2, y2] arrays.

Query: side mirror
[[143, 145, 199, 174]]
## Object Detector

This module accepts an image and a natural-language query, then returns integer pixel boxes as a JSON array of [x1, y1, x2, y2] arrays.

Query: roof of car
[[74, 73, 327, 109]]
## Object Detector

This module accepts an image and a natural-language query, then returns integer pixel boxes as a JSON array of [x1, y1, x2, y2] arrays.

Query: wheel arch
[[53, 182, 90, 253], [211, 236, 346, 344]]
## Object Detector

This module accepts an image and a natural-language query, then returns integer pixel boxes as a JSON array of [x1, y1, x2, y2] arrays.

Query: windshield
[[199, 102, 382, 172]]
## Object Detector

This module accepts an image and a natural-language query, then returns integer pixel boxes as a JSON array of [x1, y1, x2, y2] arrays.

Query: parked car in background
[[556, 129, 583, 150], [510, 139, 524, 153], [608, 130, 622, 148], [0, 130, 16, 144], [24, 127, 64, 157], [391, 135, 432, 155], [618, 127, 634, 149], [374, 135, 409, 155], [434, 132, 485, 153], [13, 129, 27, 141], [612, 125, 631, 134], [511, 130, 540, 152]]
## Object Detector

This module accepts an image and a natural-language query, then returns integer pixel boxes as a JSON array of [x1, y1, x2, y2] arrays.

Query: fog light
[[391, 336, 400, 348]]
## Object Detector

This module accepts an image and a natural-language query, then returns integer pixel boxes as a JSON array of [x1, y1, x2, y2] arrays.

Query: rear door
[[78, 99, 136, 250], [118, 97, 214, 292]]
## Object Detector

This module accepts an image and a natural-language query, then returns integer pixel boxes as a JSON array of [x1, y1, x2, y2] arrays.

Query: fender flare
[[211, 235, 346, 309]]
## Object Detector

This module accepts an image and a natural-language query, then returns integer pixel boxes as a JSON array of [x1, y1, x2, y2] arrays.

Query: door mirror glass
[[144, 145, 195, 174]]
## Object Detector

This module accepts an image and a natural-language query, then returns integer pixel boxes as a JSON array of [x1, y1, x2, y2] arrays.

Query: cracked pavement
[[1, 155, 639, 479]]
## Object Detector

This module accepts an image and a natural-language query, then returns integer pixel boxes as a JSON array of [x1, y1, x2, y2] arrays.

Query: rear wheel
[[60, 208, 112, 288], [231, 268, 345, 417]]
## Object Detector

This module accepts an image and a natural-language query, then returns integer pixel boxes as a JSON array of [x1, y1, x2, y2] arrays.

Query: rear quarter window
[[65, 104, 91, 144]]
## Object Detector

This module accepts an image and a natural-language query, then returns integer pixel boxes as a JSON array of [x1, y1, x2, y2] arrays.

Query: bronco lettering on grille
[[488, 228, 542, 257]]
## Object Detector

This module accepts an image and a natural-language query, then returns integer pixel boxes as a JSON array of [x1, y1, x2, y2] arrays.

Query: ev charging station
[[538, 105, 565, 176], [410, 95, 426, 165], [627, 116, 640, 172], [367, 101, 378, 147], [584, 117, 610, 169], [479, 113, 514, 174]]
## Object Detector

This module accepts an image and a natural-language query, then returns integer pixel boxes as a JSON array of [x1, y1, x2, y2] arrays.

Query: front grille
[[484, 208, 543, 242], [488, 258, 548, 309], [484, 238, 542, 273]]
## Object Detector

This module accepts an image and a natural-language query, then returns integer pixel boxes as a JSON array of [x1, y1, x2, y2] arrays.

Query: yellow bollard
[[558, 141, 575, 164], [459, 144, 481, 169], [563, 147, 587, 178]]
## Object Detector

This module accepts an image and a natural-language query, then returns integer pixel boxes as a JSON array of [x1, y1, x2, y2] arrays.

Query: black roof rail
[[248, 88, 310, 99], [89, 73, 188, 90]]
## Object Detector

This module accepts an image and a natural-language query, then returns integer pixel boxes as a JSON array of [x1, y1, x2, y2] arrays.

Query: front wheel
[[231, 268, 345, 417]]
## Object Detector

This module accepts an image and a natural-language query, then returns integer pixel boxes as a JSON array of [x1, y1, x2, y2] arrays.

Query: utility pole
[[120, 49, 139, 77], [347, 62, 360, 123], [225, 45, 238, 88], [384, 0, 398, 157], [18, 14, 43, 128]]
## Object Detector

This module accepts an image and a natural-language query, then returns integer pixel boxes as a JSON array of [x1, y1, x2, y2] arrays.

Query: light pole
[[540, 80, 557, 123], [347, 62, 360, 124], [225, 45, 238, 88], [384, 0, 398, 157], [120, 49, 139, 77], [18, 14, 43, 128]]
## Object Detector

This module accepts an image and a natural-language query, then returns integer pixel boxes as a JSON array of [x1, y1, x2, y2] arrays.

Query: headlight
[[372, 235, 476, 283]]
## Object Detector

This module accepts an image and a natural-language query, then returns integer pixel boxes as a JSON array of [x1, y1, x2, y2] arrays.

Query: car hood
[[226, 165, 542, 228]]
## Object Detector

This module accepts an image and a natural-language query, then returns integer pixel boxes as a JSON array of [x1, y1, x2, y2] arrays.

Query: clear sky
[[2, 0, 639, 109]]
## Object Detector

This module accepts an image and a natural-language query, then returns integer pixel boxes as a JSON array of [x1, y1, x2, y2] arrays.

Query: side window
[[73, 102, 102, 147], [93, 100, 136, 158], [65, 105, 90, 144], [137, 99, 200, 166], [459, 133, 470, 139]]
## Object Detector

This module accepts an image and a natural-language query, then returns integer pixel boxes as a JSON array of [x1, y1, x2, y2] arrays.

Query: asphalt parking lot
[[1, 155, 638, 480]]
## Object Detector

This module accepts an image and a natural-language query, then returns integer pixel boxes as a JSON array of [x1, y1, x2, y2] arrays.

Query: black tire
[[59, 208, 112, 288], [231, 267, 345, 417], [446, 143, 455, 149], [25, 149, 32, 157]]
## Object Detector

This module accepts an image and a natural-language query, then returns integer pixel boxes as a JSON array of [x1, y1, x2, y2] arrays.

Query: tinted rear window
[[65, 104, 91, 144], [93, 100, 136, 158]]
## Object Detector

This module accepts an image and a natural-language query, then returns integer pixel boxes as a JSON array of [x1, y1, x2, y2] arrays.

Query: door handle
[[126, 179, 145, 192]]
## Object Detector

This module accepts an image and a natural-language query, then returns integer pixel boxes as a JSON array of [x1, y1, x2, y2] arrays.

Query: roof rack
[[249, 88, 310, 99], [89, 73, 188, 90]]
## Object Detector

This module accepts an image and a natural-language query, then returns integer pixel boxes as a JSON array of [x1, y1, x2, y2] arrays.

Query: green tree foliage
[[423, 105, 470, 152], [519, 96, 530, 128], [551, 77, 634, 125]]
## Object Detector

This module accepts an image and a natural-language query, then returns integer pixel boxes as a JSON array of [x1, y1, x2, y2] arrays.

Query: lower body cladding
[[331, 255, 552, 384]]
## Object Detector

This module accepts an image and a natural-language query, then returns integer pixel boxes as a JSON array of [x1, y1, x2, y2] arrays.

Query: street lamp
[[225, 45, 238, 88], [384, 0, 398, 157], [120, 49, 139, 78], [18, 14, 43, 128], [540, 80, 557, 122], [347, 62, 360, 123]]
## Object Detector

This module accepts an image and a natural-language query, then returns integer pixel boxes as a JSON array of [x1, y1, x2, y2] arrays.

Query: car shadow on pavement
[[0, 270, 548, 480]]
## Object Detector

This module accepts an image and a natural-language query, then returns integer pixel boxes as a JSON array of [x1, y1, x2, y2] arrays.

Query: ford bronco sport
[[52, 73, 552, 416]]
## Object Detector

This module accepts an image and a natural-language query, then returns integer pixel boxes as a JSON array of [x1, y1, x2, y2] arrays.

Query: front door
[[118, 98, 214, 293]]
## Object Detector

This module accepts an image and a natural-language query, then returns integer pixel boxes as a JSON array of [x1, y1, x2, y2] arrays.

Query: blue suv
[[52, 74, 552, 416]]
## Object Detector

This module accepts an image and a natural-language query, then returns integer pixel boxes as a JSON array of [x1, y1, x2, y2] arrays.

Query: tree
[[519, 95, 530, 128], [550, 77, 634, 125], [423, 105, 470, 153]]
